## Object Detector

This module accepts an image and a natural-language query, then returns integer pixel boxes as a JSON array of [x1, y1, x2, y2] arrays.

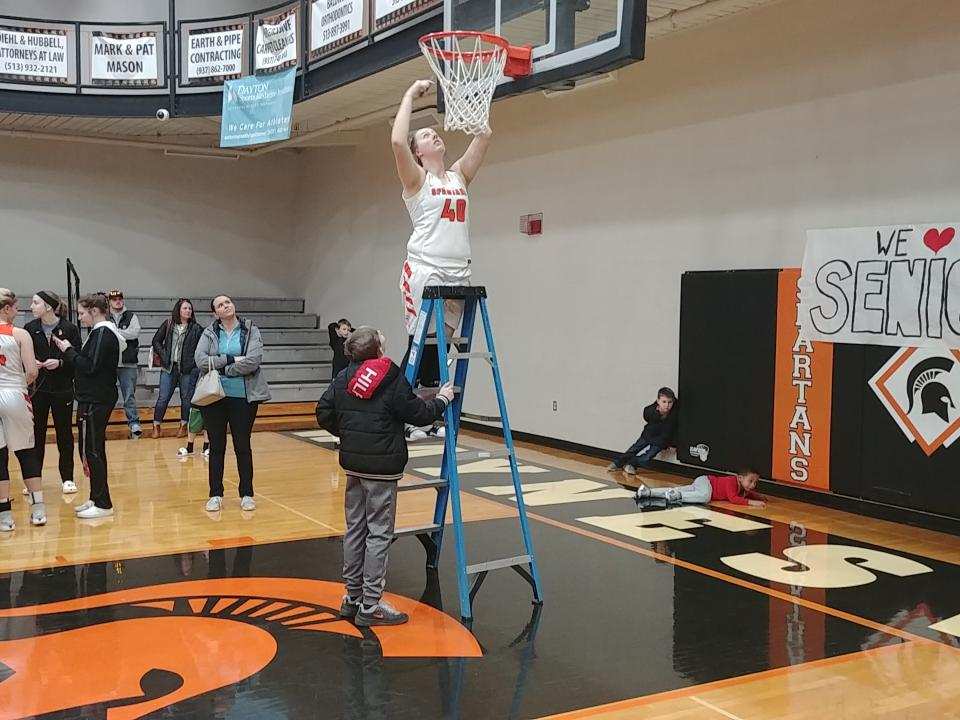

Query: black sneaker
[[355, 601, 408, 626], [339, 594, 361, 619]]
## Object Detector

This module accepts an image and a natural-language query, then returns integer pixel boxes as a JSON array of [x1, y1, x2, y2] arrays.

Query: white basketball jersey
[[404, 170, 471, 278], [0, 324, 26, 390]]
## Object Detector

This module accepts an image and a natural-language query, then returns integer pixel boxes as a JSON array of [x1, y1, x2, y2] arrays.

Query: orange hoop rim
[[419, 30, 510, 63]]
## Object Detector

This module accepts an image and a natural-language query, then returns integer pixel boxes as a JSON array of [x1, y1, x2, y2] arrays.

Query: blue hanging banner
[[220, 68, 295, 148]]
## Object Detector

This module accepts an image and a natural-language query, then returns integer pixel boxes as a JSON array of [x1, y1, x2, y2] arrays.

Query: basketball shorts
[[399, 260, 470, 336], [0, 388, 35, 452]]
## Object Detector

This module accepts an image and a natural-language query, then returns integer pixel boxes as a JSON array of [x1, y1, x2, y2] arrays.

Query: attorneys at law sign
[[798, 223, 960, 349]]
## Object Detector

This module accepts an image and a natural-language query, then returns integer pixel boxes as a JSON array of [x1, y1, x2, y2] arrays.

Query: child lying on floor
[[635, 469, 766, 507]]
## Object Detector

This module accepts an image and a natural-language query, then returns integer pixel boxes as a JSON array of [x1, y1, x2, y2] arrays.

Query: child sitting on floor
[[636, 468, 766, 508]]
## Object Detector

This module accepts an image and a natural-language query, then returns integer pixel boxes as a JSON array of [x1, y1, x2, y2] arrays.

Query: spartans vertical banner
[[220, 68, 295, 148], [772, 268, 833, 489]]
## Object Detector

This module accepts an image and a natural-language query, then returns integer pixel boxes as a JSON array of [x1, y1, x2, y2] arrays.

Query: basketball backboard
[[445, 0, 647, 94]]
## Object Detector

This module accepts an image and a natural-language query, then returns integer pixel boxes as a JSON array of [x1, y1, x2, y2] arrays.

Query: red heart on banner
[[923, 227, 955, 253]]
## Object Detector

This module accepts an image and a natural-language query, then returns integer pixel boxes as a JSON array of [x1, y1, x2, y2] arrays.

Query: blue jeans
[[614, 437, 663, 469], [116, 366, 139, 428], [153, 365, 199, 424]]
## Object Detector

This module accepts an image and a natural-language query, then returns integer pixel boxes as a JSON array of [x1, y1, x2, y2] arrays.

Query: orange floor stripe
[[208, 536, 255, 547], [537, 641, 915, 719]]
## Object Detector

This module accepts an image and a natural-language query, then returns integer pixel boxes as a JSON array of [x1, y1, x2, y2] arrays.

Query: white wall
[[0, 137, 300, 297], [292, 0, 960, 452]]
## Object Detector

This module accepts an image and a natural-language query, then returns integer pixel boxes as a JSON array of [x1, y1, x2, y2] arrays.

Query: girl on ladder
[[391, 79, 493, 438]]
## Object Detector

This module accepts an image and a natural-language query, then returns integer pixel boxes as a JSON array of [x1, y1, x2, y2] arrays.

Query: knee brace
[[14, 448, 42, 480], [0, 447, 8, 482]]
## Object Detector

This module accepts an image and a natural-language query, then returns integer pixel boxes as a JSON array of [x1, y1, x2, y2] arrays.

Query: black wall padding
[[830, 345, 960, 518], [677, 270, 779, 475]]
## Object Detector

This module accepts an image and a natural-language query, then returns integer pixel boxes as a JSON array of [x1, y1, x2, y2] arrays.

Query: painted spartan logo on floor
[[0, 577, 481, 719], [869, 347, 960, 455]]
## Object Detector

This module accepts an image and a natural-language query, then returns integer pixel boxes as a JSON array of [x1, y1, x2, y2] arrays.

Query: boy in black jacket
[[327, 318, 353, 377], [608, 387, 678, 475], [315, 326, 454, 626]]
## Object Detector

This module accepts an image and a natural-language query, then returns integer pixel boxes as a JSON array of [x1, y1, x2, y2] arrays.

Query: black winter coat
[[639, 401, 679, 447], [315, 358, 447, 480], [24, 317, 82, 396], [64, 325, 120, 406], [151, 320, 203, 374], [328, 323, 349, 377]]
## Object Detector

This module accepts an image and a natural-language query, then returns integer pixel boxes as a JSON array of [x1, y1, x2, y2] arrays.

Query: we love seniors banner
[[799, 223, 960, 349]]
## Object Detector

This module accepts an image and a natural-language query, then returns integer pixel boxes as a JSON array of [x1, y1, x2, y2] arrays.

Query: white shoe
[[202, 448, 210, 459], [0, 511, 14, 532], [30, 503, 46, 526], [75, 500, 95, 514], [407, 428, 428, 442], [77, 505, 113, 519], [429, 425, 446, 439], [240, 496, 256, 511], [62, 480, 78, 494], [205, 496, 222, 512], [176, 447, 190, 457]]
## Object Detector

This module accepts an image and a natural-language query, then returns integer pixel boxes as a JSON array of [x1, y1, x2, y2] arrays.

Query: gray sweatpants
[[343, 475, 399, 607], [646, 475, 713, 504]]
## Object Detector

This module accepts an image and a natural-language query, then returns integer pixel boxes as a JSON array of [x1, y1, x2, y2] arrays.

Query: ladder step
[[394, 522, 442, 537], [447, 351, 493, 363], [461, 412, 502, 423], [397, 478, 448, 492], [476, 449, 512, 460], [466, 554, 532, 575], [423, 286, 487, 300], [425, 336, 467, 345]]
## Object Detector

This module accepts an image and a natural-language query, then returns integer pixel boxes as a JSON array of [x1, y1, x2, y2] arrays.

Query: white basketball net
[[420, 33, 507, 135]]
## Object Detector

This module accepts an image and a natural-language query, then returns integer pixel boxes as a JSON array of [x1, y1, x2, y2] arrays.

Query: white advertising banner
[[255, 13, 297, 71], [187, 28, 243, 80], [311, 0, 363, 51], [0, 26, 68, 81], [90, 33, 158, 82]]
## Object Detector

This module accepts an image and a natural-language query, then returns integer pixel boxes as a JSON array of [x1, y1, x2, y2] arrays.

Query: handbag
[[187, 407, 205, 434], [191, 357, 225, 407], [150, 320, 167, 369]]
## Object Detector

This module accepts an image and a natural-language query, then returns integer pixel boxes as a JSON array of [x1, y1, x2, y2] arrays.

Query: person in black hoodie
[[53, 293, 124, 519], [608, 387, 679, 475], [327, 318, 353, 377], [150, 298, 204, 440], [25, 290, 82, 495], [315, 326, 454, 627]]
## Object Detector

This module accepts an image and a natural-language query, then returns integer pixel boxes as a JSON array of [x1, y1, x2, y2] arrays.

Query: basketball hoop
[[419, 30, 532, 135]]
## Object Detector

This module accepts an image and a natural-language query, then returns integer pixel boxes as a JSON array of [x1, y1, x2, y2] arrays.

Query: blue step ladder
[[399, 285, 543, 621]]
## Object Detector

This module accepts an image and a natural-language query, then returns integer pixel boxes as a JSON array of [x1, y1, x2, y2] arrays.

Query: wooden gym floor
[[1, 429, 959, 719]]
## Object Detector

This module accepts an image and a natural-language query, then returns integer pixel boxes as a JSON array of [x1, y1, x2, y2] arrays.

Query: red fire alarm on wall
[[520, 212, 543, 235]]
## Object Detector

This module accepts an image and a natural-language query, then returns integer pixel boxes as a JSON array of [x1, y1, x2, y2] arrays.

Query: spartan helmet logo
[[906, 356, 956, 423]]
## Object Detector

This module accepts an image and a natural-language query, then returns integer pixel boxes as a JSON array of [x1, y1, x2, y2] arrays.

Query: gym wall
[[0, 136, 300, 296], [292, 0, 960, 455]]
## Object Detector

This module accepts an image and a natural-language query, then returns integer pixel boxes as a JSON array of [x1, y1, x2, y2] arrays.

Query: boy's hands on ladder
[[437, 382, 456, 404]]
